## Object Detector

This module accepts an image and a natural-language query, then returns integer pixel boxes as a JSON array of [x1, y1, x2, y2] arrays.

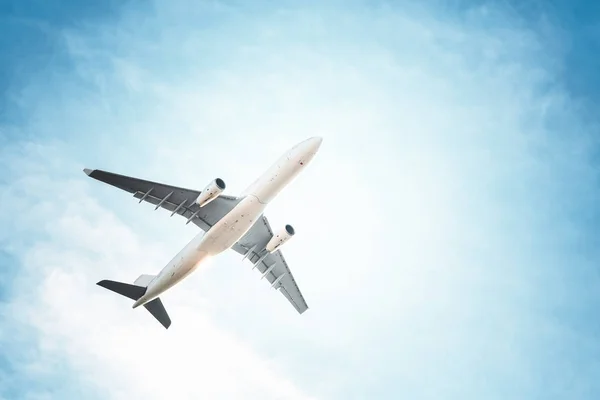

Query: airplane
[[84, 136, 323, 329]]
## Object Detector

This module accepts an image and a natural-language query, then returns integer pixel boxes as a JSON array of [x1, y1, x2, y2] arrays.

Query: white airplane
[[84, 136, 323, 329]]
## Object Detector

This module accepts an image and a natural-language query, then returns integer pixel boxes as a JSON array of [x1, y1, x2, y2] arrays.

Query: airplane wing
[[232, 216, 309, 314], [83, 169, 240, 231]]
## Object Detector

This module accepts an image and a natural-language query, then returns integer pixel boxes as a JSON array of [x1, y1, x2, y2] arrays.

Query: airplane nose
[[291, 137, 323, 162], [307, 136, 323, 152]]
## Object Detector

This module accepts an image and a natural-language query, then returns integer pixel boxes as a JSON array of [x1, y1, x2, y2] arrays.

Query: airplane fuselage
[[132, 137, 322, 308]]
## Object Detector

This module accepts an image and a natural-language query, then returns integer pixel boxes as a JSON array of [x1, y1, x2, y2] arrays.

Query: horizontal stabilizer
[[144, 297, 172, 329], [97, 279, 171, 329], [97, 280, 146, 301]]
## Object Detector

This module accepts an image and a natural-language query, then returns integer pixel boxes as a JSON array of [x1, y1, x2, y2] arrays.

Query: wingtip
[[83, 168, 94, 176]]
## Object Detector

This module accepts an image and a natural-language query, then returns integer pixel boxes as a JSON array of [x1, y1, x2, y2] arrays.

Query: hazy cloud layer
[[1, 1, 599, 399]]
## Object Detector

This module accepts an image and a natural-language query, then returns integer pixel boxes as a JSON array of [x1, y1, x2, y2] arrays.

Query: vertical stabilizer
[[134, 274, 156, 287]]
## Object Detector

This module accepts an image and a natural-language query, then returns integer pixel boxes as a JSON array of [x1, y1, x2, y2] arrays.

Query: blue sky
[[1, 0, 600, 399]]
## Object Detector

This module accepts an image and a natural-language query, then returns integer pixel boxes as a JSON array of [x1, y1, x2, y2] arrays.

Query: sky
[[1, 0, 600, 399]]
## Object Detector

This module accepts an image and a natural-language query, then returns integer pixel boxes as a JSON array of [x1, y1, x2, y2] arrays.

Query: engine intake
[[195, 178, 226, 207], [266, 224, 295, 253]]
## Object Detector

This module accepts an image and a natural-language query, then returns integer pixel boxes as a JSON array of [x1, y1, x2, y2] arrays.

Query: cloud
[[0, 141, 316, 400], [2, 0, 600, 399]]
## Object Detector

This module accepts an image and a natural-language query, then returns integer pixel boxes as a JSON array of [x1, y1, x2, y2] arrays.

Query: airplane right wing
[[232, 216, 309, 314], [83, 168, 240, 231]]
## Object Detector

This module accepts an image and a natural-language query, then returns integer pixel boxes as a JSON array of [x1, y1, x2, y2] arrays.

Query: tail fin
[[97, 280, 172, 329], [134, 274, 156, 287]]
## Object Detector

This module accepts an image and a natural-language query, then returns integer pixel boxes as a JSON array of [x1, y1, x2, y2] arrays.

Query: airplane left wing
[[83, 169, 240, 231], [232, 216, 309, 314]]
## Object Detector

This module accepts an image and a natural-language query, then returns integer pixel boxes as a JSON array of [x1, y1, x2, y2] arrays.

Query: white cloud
[[2, 1, 599, 399], [0, 143, 316, 399]]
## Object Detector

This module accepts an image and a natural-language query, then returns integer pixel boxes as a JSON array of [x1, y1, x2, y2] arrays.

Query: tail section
[[133, 274, 156, 287], [96, 279, 172, 329], [143, 298, 171, 329], [97, 280, 146, 300]]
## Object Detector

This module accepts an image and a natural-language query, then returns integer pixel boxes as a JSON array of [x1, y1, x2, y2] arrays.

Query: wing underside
[[84, 168, 309, 314], [84, 168, 240, 231], [232, 216, 309, 314]]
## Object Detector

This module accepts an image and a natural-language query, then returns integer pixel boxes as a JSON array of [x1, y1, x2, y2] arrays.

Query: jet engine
[[265, 224, 295, 253], [195, 178, 226, 207]]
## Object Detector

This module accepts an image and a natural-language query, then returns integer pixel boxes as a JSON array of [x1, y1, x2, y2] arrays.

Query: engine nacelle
[[265, 224, 295, 253], [195, 178, 226, 207]]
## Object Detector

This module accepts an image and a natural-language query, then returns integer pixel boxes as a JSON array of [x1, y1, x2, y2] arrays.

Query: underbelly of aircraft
[[198, 194, 265, 255]]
